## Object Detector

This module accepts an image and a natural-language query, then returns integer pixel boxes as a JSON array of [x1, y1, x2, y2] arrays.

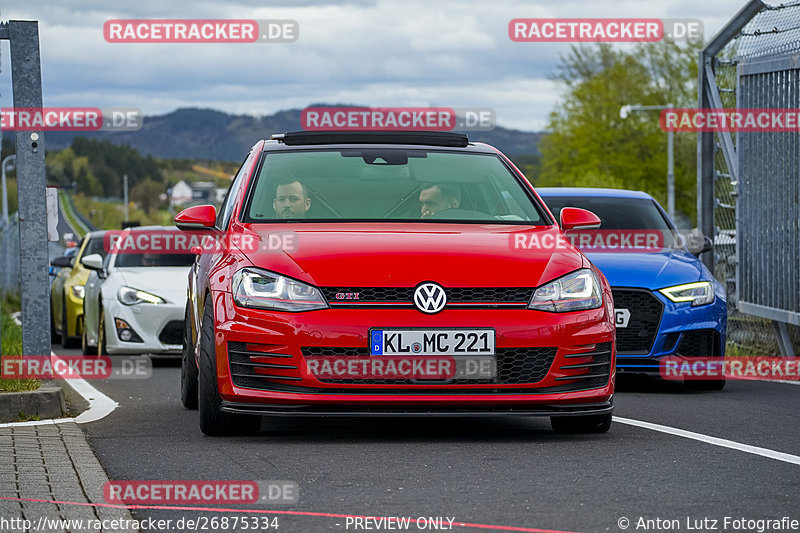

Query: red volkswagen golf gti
[[175, 131, 616, 436]]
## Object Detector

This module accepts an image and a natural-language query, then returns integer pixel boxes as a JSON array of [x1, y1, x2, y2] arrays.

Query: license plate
[[615, 308, 631, 328], [370, 329, 495, 356]]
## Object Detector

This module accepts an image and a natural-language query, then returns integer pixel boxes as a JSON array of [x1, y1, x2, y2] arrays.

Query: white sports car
[[81, 226, 194, 356]]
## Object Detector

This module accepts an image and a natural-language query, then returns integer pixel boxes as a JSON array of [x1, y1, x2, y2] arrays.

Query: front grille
[[300, 346, 557, 385], [158, 320, 184, 345], [229, 342, 610, 393], [675, 329, 717, 358], [612, 288, 663, 354], [319, 287, 533, 308]]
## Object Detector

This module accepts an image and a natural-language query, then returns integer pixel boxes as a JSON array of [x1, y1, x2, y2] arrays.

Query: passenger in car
[[419, 183, 461, 218]]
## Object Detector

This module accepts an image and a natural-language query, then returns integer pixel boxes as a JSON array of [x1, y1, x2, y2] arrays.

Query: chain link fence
[[0, 215, 20, 294], [705, 0, 800, 355]]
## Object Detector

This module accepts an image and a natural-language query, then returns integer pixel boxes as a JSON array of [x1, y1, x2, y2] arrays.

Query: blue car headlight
[[659, 281, 714, 306]]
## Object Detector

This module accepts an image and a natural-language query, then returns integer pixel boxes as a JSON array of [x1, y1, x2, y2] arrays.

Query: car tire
[[97, 305, 108, 356], [62, 296, 79, 349], [551, 413, 612, 434], [684, 378, 726, 391], [181, 305, 199, 410], [198, 295, 261, 436], [50, 302, 61, 344]]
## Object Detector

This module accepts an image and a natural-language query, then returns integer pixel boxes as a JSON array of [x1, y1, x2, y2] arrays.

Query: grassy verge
[[0, 292, 39, 392], [58, 191, 88, 237]]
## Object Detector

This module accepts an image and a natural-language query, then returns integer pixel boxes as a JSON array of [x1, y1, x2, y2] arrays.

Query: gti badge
[[335, 292, 360, 300]]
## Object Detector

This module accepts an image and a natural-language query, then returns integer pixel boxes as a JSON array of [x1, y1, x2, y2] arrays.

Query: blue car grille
[[612, 288, 664, 354]]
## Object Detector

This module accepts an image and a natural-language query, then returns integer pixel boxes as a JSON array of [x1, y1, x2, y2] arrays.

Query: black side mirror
[[50, 256, 73, 268]]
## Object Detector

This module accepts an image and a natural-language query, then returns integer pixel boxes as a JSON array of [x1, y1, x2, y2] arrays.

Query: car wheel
[[97, 306, 108, 356], [684, 378, 726, 391], [551, 413, 612, 434], [62, 296, 78, 349], [181, 305, 199, 410], [198, 295, 261, 436]]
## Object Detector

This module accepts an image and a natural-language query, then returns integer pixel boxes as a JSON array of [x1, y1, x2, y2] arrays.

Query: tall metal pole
[[667, 103, 675, 221], [123, 173, 129, 222], [2, 21, 50, 357], [620, 103, 676, 220]]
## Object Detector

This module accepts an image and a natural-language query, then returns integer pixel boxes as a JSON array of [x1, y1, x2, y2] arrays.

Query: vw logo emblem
[[413, 282, 447, 314]]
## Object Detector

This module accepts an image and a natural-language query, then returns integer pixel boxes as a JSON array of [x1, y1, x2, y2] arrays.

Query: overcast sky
[[0, 0, 750, 132]]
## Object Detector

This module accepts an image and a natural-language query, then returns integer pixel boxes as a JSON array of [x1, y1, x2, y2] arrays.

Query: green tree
[[130, 178, 164, 214], [539, 39, 703, 223]]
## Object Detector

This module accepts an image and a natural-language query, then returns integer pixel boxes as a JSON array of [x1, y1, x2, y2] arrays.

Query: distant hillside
[[45, 107, 543, 162]]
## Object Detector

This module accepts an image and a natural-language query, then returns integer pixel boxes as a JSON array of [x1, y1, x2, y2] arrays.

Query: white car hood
[[115, 267, 190, 305]]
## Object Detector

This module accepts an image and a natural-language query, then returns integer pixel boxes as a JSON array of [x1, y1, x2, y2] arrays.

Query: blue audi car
[[538, 188, 727, 390]]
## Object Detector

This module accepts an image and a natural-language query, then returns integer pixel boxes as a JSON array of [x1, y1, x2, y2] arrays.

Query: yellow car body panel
[[51, 232, 106, 340]]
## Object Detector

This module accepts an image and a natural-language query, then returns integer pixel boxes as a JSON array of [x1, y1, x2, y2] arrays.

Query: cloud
[[0, 0, 747, 133]]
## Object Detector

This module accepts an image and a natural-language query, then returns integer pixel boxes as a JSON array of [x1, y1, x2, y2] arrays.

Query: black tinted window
[[542, 196, 671, 230], [115, 253, 195, 267]]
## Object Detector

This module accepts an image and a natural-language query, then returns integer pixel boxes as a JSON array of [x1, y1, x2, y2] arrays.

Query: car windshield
[[82, 235, 109, 259], [541, 195, 684, 249], [245, 149, 546, 224]]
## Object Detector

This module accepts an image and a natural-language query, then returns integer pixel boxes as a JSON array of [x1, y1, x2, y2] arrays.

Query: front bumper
[[103, 298, 184, 355], [615, 286, 727, 375], [211, 291, 616, 412]]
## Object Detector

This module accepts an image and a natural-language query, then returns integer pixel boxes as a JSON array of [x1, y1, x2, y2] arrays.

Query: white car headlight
[[659, 282, 714, 306], [117, 286, 166, 305], [232, 268, 328, 312], [529, 268, 603, 312]]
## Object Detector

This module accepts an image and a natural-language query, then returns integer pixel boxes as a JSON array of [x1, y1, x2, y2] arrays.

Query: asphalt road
[[54, 346, 800, 533]]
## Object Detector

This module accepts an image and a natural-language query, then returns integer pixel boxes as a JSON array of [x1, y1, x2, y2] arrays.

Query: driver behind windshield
[[274, 179, 311, 219], [419, 183, 461, 219]]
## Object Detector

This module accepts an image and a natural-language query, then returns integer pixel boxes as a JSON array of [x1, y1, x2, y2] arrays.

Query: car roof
[[536, 187, 655, 200], [259, 131, 498, 154]]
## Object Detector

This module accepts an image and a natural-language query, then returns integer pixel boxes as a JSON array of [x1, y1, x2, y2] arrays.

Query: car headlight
[[529, 268, 602, 312], [117, 286, 166, 305], [659, 281, 714, 306], [72, 285, 85, 299], [232, 268, 328, 312]]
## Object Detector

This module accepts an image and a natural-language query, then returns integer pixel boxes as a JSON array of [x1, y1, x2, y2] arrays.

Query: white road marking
[[614, 416, 800, 466], [0, 351, 118, 428]]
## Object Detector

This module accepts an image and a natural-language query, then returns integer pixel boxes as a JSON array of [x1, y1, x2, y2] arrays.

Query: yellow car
[[50, 230, 107, 349]]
